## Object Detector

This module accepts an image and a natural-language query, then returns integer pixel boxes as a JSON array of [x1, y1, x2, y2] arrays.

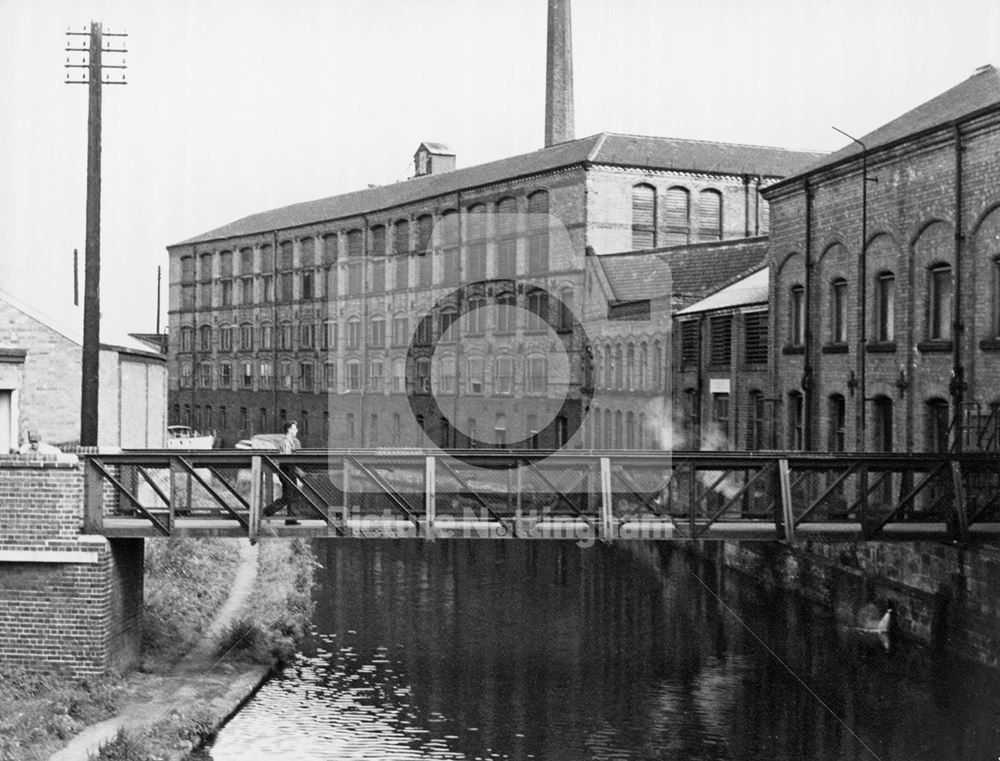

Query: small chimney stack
[[413, 142, 456, 177], [545, 0, 574, 147]]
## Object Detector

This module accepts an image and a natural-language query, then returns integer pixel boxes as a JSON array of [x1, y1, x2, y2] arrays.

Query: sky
[[2, 0, 1000, 339]]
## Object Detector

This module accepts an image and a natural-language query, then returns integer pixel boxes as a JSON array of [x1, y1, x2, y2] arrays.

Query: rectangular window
[[497, 238, 517, 278], [467, 243, 486, 281], [680, 321, 699, 366], [495, 357, 514, 395], [417, 251, 433, 287], [744, 311, 768, 364], [198, 284, 212, 309], [219, 363, 232, 388], [259, 361, 273, 389], [324, 362, 337, 391], [241, 361, 253, 389], [347, 362, 361, 391], [392, 360, 405, 392], [279, 272, 293, 302], [415, 359, 431, 393], [219, 326, 233, 352], [301, 270, 314, 300], [240, 324, 253, 351], [712, 393, 730, 443], [369, 319, 386, 348], [300, 323, 315, 350], [496, 295, 516, 333], [370, 259, 386, 293], [527, 233, 548, 273], [368, 360, 384, 392], [279, 324, 292, 350], [526, 357, 546, 394], [181, 284, 195, 309], [709, 316, 733, 365], [280, 361, 293, 390], [260, 324, 273, 351], [240, 277, 254, 304], [299, 362, 314, 392], [262, 275, 274, 303], [788, 393, 804, 450], [220, 280, 233, 307], [198, 362, 213, 388], [347, 320, 360, 349], [438, 361, 455, 393], [392, 315, 409, 347], [440, 247, 460, 284], [828, 395, 846, 452], [467, 357, 484, 394], [348, 263, 363, 295]]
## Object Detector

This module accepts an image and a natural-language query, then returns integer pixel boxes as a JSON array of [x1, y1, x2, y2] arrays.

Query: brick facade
[[0, 458, 143, 676]]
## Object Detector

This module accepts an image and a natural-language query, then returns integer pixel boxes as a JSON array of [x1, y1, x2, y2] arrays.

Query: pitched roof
[[174, 133, 821, 247], [417, 142, 453, 155], [675, 267, 768, 315], [0, 289, 165, 361], [791, 64, 1000, 180], [595, 237, 769, 309]]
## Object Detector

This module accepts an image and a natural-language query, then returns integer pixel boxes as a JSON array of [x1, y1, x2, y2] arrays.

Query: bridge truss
[[83, 450, 1000, 543]]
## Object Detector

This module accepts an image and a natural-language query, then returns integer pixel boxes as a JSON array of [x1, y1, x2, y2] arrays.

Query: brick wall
[[767, 110, 1000, 452], [717, 540, 1000, 669], [0, 458, 143, 676]]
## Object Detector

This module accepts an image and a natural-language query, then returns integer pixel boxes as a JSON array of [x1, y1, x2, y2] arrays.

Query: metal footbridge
[[83, 450, 1000, 543]]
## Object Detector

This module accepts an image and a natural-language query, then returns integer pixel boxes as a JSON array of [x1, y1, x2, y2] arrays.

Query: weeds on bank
[[215, 538, 317, 666], [0, 667, 124, 761], [143, 538, 242, 669], [89, 711, 216, 761]]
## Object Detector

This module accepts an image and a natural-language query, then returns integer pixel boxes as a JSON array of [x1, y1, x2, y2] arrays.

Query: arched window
[[199, 324, 213, 353], [527, 191, 549, 273], [393, 219, 410, 288], [526, 290, 548, 331], [626, 344, 635, 390], [370, 225, 386, 257], [592, 407, 602, 448], [625, 412, 636, 450], [466, 295, 486, 335], [322, 233, 338, 265], [557, 287, 574, 332], [437, 308, 458, 341], [369, 316, 386, 347], [638, 342, 648, 391], [466, 205, 487, 281], [830, 277, 848, 344], [614, 345, 623, 389], [632, 184, 656, 249], [664, 187, 690, 245], [928, 263, 953, 340], [925, 397, 950, 452], [875, 271, 895, 342], [496, 197, 518, 277], [392, 358, 406, 392], [494, 356, 514, 395], [496, 292, 516, 333], [698, 189, 722, 241], [603, 409, 612, 448], [180, 326, 194, 352], [613, 411, 623, 449], [790, 284, 805, 346], [346, 317, 361, 349]]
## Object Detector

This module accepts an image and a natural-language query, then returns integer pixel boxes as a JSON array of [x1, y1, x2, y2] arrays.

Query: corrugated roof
[[596, 237, 769, 309], [675, 267, 768, 315], [174, 133, 822, 247], [792, 64, 1000, 180]]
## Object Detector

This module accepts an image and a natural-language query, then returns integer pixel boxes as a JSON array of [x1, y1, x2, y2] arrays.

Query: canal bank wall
[[678, 540, 1000, 670]]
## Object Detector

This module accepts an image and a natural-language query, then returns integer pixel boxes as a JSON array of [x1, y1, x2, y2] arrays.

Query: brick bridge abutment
[[0, 457, 143, 677]]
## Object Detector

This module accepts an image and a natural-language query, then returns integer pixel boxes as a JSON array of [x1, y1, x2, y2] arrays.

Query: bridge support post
[[425, 455, 436, 541], [249, 456, 261, 543], [777, 458, 795, 542], [599, 457, 614, 542], [951, 460, 969, 543]]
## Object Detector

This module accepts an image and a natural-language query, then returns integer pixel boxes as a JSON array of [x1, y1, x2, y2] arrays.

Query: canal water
[[202, 541, 999, 761]]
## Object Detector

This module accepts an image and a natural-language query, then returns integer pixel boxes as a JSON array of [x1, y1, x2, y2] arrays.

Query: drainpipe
[[951, 124, 966, 451], [743, 175, 751, 238], [833, 127, 869, 452], [802, 179, 815, 450]]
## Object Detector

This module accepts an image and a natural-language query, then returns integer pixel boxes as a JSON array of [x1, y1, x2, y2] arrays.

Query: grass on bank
[[216, 537, 317, 666]]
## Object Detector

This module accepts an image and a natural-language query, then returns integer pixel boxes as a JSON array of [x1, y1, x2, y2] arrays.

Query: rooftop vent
[[413, 142, 456, 177]]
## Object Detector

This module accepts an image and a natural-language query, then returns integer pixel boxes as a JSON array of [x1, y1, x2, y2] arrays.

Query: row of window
[[786, 264, 953, 346], [631, 185, 734, 250], [179, 289, 576, 355], [178, 355, 556, 396], [678, 311, 769, 367], [587, 408, 651, 449], [179, 238, 560, 310], [180, 192, 552, 285], [591, 341, 668, 392]]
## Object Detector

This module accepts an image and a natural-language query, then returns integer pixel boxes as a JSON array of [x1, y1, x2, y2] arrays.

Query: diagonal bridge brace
[[89, 458, 170, 535], [175, 457, 249, 530], [259, 456, 331, 525], [693, 461, 777, 539], [346, 456, 422, 529]]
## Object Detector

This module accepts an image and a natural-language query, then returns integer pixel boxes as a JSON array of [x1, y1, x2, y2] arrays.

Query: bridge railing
[[82, 450, 1000, 542]]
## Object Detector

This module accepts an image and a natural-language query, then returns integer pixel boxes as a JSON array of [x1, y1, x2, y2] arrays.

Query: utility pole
[[66, 22, 127, 446], [156, 265, 162, 334]]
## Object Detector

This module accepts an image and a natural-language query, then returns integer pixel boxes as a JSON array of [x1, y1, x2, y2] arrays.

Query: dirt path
[[49, 540, 266, 761]]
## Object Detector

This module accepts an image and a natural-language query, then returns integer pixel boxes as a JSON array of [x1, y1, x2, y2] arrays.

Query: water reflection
[[204, 541, 999, 761]]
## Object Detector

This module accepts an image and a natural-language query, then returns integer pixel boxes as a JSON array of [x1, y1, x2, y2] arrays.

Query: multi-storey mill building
[[166, 135, 819, 449]]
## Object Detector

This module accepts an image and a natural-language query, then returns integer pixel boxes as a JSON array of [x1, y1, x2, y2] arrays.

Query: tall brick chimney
[[545, 0, 574, 147]]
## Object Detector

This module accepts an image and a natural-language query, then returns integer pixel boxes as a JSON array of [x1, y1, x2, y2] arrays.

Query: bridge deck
[[83, 449, 1000, 543]]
